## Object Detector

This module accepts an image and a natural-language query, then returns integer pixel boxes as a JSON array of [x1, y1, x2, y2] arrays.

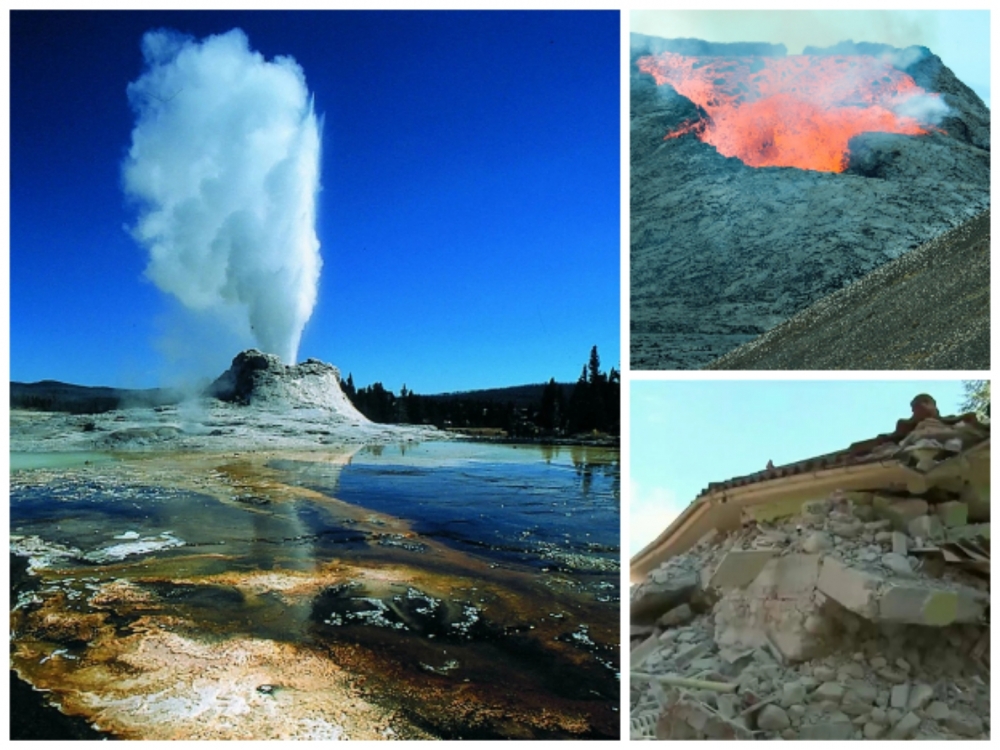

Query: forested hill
[[344, 346, 620, 438], [424, 383, 574, 406], [11, 380, 181, 414]]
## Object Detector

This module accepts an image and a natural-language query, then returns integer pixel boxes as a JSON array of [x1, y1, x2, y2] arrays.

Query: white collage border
[[1, 2, 995, 744]]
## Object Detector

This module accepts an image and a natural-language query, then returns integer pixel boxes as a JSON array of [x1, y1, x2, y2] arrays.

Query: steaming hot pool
[[10, 441, 620, 740]]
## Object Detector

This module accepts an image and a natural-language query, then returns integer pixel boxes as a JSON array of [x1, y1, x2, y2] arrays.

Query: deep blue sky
[[10, 10, 620, 393]]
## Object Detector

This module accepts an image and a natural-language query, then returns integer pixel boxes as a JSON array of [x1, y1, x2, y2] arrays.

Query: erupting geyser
[[123, 28, 322, 364], [638, 51, 948, 172]]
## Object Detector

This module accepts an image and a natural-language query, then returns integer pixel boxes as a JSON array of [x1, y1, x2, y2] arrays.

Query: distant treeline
[[343, 346, 620, 438], [10, 381, 180, 415]]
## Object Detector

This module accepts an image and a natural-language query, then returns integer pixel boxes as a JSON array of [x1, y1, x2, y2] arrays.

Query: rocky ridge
[[630, 489, 990, 740], [630, 34, 991, 370]]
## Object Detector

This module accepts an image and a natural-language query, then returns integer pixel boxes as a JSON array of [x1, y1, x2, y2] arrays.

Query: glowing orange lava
[[638, 52, 943, 172]]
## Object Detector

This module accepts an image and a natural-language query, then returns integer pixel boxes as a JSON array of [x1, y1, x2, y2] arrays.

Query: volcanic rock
[[705, 210, 989, 369], [630, 34, 990, 370], [208, 349, 366, 418]]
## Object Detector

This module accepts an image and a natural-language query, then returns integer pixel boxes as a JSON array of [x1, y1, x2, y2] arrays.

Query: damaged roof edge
[[631, 458, 935, 583], [629, 460, 919, 580]]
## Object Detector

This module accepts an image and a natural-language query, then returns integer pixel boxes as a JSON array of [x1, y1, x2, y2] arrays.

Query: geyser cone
[[638, 51, 947, 172], [208, 349, 367, 421]]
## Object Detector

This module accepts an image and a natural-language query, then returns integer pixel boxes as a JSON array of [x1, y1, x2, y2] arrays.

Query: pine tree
[[540, 377, 563, 431], [588, 345, 601, 385]]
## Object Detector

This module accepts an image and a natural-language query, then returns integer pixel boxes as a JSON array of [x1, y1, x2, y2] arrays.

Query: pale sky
[[631, 10, 990, 108], [629, 379, 977, 556]]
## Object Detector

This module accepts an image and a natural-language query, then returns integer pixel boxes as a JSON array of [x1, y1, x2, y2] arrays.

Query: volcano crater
[[630, 34, 990, 370]]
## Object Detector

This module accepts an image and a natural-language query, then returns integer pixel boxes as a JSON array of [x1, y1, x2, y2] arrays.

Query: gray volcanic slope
[[706, 209, 989, 370], [630, 34, 991, 370]]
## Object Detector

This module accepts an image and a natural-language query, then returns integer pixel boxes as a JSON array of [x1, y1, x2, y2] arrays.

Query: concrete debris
[[863, 721, 885, 739], [631, 488, 990, 740], [909, 514, 944, 540], [881, 552, 916, 578], [875, 497, 928, 531], [936, 501, 969, 528], [797, 719, 856, 740], [892, 532, 909, 555], [630, 624, 655, 639], [945, 712, 984, 737], [815, 682, 846, 702], [631, 569, 699, 623], [926, 701, 950, 721], [757, 704, 790, 732], [889, 711, 922, 739], [708, 549, 777, 591], [890, 683, 910, 709], [803, 531, 832, 553], [656, 603, 694, 629], [906, 683, 935, 711]]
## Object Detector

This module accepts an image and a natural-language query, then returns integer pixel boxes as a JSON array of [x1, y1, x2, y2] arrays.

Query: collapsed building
[[630, 396, 989, 740]]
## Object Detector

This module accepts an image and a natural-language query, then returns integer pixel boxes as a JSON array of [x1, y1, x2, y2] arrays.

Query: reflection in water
[[10, 451, 116, 471], [538, 443, 556, 464], [9, 443, 620, 740]]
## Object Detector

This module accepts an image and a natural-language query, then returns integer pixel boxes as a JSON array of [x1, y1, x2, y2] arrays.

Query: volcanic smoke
[[638, 51, 949, 172], [123, 28, 322, 364]]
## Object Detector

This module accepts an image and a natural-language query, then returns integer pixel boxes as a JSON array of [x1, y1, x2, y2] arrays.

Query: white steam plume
[[891, 89, 951, 125], [123, 28, 322, 365]]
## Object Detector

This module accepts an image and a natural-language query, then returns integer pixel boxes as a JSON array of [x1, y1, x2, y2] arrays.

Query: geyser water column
[[122, 28, 322, 365]]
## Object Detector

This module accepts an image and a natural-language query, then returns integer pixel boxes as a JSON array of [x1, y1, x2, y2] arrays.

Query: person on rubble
[[848, 394, 982, 455]]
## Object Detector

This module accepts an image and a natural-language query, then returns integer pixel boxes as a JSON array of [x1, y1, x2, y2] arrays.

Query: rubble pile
[[630, 490, 990, 740]]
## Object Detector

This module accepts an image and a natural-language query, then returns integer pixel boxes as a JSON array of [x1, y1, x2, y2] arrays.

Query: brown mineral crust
[[15, 593, 109, 643], [13, 531, 610, 740], [14, 629, 428, 740], [11, 449, 619, 740], [87, 579, 156, 607], [327, 641, 596, 739]]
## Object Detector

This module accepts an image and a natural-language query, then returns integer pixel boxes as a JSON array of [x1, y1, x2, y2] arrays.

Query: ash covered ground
[[630, 35, 990, 370]]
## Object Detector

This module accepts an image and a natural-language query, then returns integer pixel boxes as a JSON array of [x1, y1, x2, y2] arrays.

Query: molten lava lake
[[637, 51, 946, 173], [10, 442, 620, 740]]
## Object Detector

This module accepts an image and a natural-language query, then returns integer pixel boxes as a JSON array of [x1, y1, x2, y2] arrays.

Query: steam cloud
[[891, 88, 950, 124], [123, 28, 322, 365]]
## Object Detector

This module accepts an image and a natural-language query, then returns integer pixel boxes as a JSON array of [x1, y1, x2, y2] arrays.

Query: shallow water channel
[[10, 442, 620, 740]]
